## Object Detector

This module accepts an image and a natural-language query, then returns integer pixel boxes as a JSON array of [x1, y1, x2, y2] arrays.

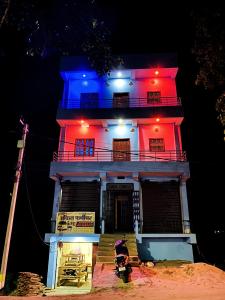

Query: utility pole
[[0, 118, 29, 290]]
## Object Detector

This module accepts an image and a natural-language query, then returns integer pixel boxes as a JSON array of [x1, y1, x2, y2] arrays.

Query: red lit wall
[[133, 77, 177, 101], [63, 125, 103, 152], [139, 123, 176, 151]]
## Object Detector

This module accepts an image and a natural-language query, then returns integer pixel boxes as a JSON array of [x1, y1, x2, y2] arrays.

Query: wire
[[9, 130, 225, 166], [31, 136, 186, 162], [22, 160, 50, 247]]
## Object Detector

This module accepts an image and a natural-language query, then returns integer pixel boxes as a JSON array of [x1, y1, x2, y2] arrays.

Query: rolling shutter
[[60, 181, 100, 232], [141, 181, 182, 233]]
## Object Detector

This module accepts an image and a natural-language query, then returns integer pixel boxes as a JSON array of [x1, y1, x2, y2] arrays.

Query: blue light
[[82, 80, 88, 86], [82, 74, 86, 78]]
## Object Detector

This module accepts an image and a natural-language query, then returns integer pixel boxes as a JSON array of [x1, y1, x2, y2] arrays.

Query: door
[[113, 139, 130, 161], [113, 92, 129, 108], [115, 194, 133, 232]]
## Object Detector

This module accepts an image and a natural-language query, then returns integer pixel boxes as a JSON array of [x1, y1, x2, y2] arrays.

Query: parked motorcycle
[[115, 255, 131, 282], [114, 240, 132, 283]]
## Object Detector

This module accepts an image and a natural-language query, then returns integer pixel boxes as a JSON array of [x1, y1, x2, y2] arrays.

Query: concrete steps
[[96, 233, 139, 266]]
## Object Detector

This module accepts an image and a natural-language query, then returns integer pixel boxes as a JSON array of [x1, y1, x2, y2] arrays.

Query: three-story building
[[45, 54, 196, 290]]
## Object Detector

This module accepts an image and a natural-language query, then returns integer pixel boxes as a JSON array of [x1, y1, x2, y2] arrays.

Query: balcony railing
[[53, 150, 187, 162], [60, 96, 181, 109]]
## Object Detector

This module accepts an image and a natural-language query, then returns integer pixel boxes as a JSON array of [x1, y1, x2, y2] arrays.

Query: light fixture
[[117, 71, 122, 77], [81, 123, 89, 128], [118, 118, 123, 124], [154, 70, 159, 76], [156, 118, 160, 122], [82, 74, 86, 78]]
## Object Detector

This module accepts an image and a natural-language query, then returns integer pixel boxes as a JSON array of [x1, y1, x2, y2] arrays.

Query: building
[[45, 54, 196, 291]]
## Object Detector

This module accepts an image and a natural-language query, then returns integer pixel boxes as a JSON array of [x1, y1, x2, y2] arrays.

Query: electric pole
[[0, 118, 29, 290]]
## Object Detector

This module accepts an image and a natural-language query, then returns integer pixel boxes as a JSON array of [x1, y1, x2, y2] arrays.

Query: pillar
[[100, 172, 107, 234], [51, 179, 62, 232], [179, 179, 191, 233]]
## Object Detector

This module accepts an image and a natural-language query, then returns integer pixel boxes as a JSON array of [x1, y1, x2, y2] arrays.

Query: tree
[[191, 7, 225, 127], [0, 0, 118, 75]]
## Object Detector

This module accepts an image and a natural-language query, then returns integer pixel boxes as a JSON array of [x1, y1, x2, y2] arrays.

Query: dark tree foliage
[[0, 0, 118, 75], [191, 7, 225, 126]]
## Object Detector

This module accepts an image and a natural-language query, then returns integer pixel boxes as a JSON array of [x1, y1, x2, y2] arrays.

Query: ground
[[1, 263, 225, 299]]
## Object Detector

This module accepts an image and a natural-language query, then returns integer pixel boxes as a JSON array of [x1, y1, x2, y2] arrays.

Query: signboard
[[107, 183, 133, 191], [56, 212, 95, 233]]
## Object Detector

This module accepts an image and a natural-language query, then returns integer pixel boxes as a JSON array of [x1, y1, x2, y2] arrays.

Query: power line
[[8, 130, 225, 165], [23, 161, 49, 247]]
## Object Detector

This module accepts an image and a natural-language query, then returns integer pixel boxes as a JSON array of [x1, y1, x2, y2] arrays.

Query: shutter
[[141, 181, 182, 233], [60, 181, 100, 232]]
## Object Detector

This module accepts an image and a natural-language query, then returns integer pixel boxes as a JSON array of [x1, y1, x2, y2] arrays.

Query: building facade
[[45, 54, 196, 290]]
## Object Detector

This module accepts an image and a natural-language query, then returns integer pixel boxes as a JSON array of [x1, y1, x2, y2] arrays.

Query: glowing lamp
[[117, 71, 122, 77], [156, 118, 160, 122], [82, 74, 86, 78], [154, 70, 159, 76], [81, 120, 84, 124], [81, 123, 89, 128], [118, 118, 123, 124], [115, 79, 125, 88]]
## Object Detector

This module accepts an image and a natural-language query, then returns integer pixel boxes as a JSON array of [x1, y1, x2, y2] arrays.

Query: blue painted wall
[[138, 238, 194, 262]]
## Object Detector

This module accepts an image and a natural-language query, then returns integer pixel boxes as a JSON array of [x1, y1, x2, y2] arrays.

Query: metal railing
[[53, 150, 187, 162], [60, 96, 181, 109]]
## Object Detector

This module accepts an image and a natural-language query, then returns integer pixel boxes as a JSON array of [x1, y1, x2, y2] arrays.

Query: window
[[149, 138, 165, 152], [75, 139, 95, 156], [147, 91, 161, 104], [80, 93, 99, 108]]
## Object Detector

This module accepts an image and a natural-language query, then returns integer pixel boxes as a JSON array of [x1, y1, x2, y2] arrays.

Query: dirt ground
[[1, 263, 225, 300]]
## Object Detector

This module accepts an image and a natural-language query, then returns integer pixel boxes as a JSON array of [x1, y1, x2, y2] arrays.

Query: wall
[[138, 238, 194, 262], [63, 70, 177, 108], [139, 123, 176, 151], [60, 124, 138, 161]]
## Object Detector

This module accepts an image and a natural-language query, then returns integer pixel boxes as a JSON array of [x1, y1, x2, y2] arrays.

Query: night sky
[[1, 1, 225, 287]]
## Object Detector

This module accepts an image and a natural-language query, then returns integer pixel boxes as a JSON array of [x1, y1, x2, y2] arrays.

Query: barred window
[[147, 91, 161, 103], [149, 138, 165, 152], [75, 139, 95, 156]]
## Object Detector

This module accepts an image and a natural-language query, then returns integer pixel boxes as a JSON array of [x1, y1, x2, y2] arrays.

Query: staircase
[[96, 233, 139, 266]]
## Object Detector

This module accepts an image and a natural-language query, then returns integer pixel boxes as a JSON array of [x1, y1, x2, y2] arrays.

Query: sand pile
[[141, 262, 225, 287]]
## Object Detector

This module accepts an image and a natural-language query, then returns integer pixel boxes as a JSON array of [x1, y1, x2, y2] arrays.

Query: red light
[[156, 118, 160, 122], [81, 120, 84, 124], [154, 70, 159, 76]]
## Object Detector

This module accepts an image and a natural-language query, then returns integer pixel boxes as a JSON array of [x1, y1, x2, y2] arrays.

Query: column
[[46, 240, 58, 288], [179, 179, 191, 233], [100, 172, 107, 234], [51, 179, 62, 232]]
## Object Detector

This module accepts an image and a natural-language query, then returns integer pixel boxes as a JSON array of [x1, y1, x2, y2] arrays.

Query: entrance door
[[113, 139, 130, 161], [115, 194, 133, 232], [113, 92, 129, 108]]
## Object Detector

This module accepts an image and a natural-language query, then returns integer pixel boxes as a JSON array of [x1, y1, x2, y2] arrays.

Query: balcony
[[53, 150, 187, 162], [60, 96, 181, 109]]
